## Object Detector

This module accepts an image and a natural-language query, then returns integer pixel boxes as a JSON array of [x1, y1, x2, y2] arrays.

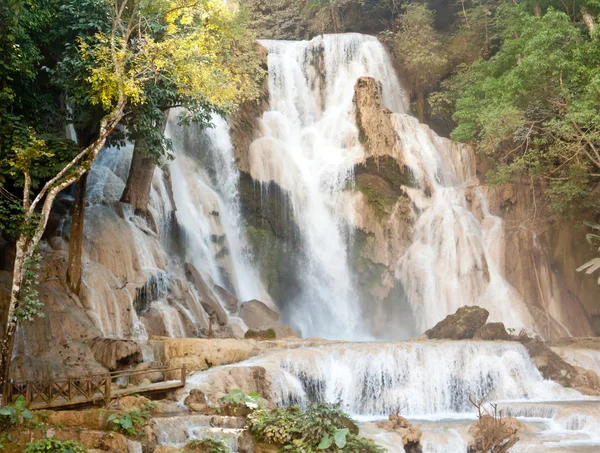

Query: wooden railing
[[3, 365, 186, 409]]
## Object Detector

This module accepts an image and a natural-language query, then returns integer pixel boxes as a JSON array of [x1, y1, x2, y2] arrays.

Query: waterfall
[[167, 113, 269, 303], [249, 32, 535, 337], [238, 341, 580, 418], [249, 34, 407, 339], [392, 114, 535, 332]]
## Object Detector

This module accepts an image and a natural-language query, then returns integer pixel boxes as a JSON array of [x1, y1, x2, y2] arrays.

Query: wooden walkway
[[3, 366, 186, 410]]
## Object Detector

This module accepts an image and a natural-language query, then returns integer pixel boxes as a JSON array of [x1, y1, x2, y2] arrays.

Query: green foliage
[[107, 410, 149, 436], [23, 438, 86, 453], [442, 4, 600, 215], [220, 389, 261, 408], [184, 437, 230, 453], [248, 403, 383, 453], [0, 396, 33, 429], [15, 251, 45, 321]]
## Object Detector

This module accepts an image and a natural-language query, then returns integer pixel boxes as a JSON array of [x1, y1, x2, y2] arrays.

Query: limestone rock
[[130, 361, 165, 385], [239, 300, 279, 330], [474, 323, 509, 341], [214, 284, 239, 311], [185, 263, 228, 325], [518, 336, 600, 395], [425, 306, 489, 340], [162, 338, 260, 375], [376, 414, 422, 452], [153, 447, 183, 453], [468, 415, 521, 453], [88, 337, 143, 371], [118, 395, 152, 413], [48, 409, 113, 430], [273, 324, 301, 338]]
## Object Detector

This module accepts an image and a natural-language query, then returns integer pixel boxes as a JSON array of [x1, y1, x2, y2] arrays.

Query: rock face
[[239, 300, 280, 329], [425, 306, 490, 340], [517, 336, 600, 395], [474, 323, 510, 341], [185, 263, 228, 326], [87, 337, 143, 371]]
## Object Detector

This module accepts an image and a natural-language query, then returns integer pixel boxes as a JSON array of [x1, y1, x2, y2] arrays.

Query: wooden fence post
[[25, 381, 31, 406], [104, 377, 111, 407]]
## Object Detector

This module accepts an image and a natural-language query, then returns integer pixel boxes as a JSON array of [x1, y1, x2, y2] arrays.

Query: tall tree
[[0, 0, 264, 403]]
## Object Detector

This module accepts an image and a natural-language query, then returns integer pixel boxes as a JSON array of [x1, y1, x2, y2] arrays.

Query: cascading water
[[248, 32, 534, 337], [167, 113, 269, 303], [248, 34, 407, 339], [392, 114, 535, 333]]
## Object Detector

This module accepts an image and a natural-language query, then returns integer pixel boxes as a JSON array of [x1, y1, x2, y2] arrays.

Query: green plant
[[0, 396, 33, 428], [107, 410, 149, 436], [219, 389, 261, 409], [184, 437, 230, 453], [24, 438, 86, 453], [248, 403, 383, 453]]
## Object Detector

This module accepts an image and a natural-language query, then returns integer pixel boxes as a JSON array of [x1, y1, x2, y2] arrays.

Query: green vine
[[15, 251, 45, 322]]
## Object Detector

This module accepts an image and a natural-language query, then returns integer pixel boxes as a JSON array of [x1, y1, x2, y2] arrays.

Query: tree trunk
[[0, 97, 126, 405], [582, 8, 596, 40], [120, 141, 156, 215], [66, 172, 88, 295], [0, 235, 27, 404], [533, 4, 541, 17]]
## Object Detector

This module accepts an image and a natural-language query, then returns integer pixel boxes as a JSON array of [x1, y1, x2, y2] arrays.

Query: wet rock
[[162, 338, 260, 375], [474, 323, 509, 341], [88, 337, 143, 371], [238, 430, 257, 453], [214, 284, 239, 312], [517, 336, 600, 395], [376, 414, 422, 452], [185, 263, 228, 326], [273, 324, 300, 338], [468, 414, 522, 453], [239, 300, 279, 330], [425, 306, 489, 340]]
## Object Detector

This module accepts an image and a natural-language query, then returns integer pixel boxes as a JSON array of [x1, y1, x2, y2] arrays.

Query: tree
[[393, 4, 448, 121], [448, 4, 600, 215], [0, 0, 264, 403]]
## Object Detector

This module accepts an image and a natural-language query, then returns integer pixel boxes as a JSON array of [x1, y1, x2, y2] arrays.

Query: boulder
[[474, 323, 509, 341], [425, 306, 489, 340], [87, 337, 143, 371], [273, 324, 301, 339], [376, 414, 422, 452], [118, 395, 152, 413], [185, 263, 228, 326], [239, 300, 279, 330], [214, 284, 239, 311], [48, 409, 113, 430], [517, 337, 600, 395], [468, 415, 522, 453]]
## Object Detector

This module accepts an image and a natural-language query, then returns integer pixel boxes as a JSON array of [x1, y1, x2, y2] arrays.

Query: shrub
[[248, 403, 383, 453], [0, 396, 33, 429], [107, 410, 149, 436], [24, 438, 86, 453], [184, 437, 230, 453]]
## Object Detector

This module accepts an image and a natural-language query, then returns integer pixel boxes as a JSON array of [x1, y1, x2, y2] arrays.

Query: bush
[[107, 410, 149, 436], [24, 438, 86, 453], [248, 403, 383, 453], [184, 437, 230, 453], [0, 396, 33, 429]]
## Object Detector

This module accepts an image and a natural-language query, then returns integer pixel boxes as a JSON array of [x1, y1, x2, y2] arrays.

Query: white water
[[167, 114, 268, 303], [239, 341, 580, 417], [249, 34, 407, 339], [393, 114, 535, 333]]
